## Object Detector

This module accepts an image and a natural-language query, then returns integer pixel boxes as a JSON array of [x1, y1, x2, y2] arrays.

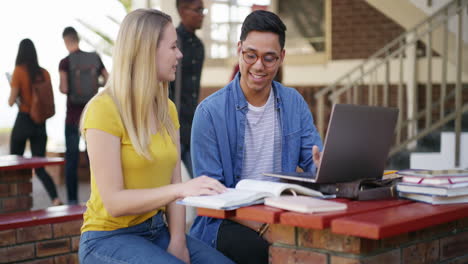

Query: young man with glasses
[[169, 0, 206, 178], [190, 10, 323, 264]]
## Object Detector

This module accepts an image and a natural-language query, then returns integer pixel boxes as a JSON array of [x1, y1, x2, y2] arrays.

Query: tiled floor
[[31, 176, 90, 210]]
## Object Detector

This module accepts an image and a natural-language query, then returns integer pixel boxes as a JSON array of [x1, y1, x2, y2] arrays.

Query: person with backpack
[[59, 26, 109, 205], [8, 38, 63, 206]]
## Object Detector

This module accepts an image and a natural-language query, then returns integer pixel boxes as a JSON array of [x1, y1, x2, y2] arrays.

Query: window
[[278, 0, 325, 54], [205, 0, 271, 59]]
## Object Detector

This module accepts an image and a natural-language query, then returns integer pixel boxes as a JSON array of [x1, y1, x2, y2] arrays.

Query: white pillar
[[405, 32, 418, 149]]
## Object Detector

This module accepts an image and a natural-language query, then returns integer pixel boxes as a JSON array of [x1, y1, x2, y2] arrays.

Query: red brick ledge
[[0, 205, 85, 231], [0, 156, 65, 171]]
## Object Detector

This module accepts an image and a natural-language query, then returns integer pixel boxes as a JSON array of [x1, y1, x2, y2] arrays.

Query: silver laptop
[[263, 104, 399, 184]]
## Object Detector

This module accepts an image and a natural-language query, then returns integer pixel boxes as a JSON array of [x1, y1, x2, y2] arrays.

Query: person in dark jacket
[[169, 0, 206, 178]]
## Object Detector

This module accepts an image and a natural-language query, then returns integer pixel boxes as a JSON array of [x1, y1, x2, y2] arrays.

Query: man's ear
[[237, 41, 242, 55], [279, 49, 286, 64]]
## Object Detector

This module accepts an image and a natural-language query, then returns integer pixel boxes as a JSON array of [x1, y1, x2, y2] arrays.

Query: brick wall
[[267, 219, 468, 264], [0, 169, 32, 214], [46, 151, 90, 186], [331, 0, 405, 60], [0, 219, 82, 264]]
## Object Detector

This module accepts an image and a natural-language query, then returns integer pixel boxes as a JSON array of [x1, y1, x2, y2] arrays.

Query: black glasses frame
[[240, 49, 280, 68]]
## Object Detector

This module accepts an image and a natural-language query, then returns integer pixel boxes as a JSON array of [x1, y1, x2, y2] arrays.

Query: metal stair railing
[[314, 0, 468, 166]]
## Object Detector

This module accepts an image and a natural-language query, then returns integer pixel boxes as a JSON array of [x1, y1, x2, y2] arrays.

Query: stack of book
[[396, 169, 468, 204]]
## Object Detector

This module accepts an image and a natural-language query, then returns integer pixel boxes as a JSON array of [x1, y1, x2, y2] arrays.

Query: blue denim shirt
[[189, 73, 323, 247]]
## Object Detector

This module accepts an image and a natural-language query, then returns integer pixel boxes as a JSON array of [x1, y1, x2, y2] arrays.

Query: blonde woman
[[78, 9, 234, 264]]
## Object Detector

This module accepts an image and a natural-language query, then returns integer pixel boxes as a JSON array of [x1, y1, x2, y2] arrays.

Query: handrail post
[[397, 40, 404, 145], [454, 0, 463, 167], [317, 94, 325, 139], [406, 32, 418, 149], [440, 8, 449, 121], [384, 53, 390, 107], [426, 20, 433, 129]]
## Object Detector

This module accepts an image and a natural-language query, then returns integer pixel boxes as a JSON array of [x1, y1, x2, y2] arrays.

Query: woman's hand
[[178, 176, 227, 198], [167, 237, 190, 264]]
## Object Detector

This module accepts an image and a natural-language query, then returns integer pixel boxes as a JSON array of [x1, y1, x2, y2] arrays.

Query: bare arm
[[59, 71, 68, 94], [166, 131, 190, 263], [85, 128, 226, 218], [8, 86, 19, 107]]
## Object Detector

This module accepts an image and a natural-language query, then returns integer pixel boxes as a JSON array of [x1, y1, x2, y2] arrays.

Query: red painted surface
[[197, 208, 236, 219], [279, 199, 411, 229], [236, 205, 284, 224], [331, 202, 468, 239], [0, 205, 85, 231], [0, 155, 65, 171], [195, 199, 468, 240]]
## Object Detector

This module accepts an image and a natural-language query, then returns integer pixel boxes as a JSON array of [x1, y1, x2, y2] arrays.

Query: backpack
[[68, 51, 101, 104], [30, 73, 55, 124]]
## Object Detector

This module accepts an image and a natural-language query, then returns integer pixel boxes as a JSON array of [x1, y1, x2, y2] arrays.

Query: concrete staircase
[[366, 0, 468, 76]]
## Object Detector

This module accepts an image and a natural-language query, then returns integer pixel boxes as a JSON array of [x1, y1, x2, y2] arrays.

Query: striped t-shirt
[[240, 89, 282, 181]]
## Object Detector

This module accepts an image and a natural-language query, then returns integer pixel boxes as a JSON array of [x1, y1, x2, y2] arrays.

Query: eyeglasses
[[241, 48, 280, 68], [186, 7, 208, 15]]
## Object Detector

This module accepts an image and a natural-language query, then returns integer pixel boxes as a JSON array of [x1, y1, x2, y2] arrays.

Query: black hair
[[240, 10, 287, 49], [15, 38, 43, 81], [62, 26, 79, 42], [176, 0, 197, 9]]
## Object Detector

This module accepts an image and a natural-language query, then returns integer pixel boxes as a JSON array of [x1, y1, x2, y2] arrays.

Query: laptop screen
[[315, 104, 398, 183]]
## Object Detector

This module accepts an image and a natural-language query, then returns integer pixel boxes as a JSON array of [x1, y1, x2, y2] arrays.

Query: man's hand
[[313, 145, 322, 169]]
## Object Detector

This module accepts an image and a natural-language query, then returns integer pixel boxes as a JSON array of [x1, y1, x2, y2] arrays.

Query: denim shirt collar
[[233, 72, 282, 111]]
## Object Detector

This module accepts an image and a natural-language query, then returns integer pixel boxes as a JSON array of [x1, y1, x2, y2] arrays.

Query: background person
[[59, 26, 109, 205], [8, 38, 63, 206], [169, 0, 206, 178]]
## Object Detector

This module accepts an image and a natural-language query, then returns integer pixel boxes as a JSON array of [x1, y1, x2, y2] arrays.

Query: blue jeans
[[10, 112, 59, 201], [79, 212, 234, 264], [65, 124, 80, 204]]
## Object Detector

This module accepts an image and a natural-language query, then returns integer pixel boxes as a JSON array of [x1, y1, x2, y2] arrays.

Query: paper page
[[178, 188, 271, 209], [265, 196, 347, 213], [5, 72, 12, 84], [236, 179, 286, 196], [236, 179, 324, 197]]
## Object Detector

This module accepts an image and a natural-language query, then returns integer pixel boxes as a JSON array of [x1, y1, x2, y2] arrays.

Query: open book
[[177, 179, 328, 210]]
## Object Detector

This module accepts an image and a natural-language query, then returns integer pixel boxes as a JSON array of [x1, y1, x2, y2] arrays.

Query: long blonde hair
[[103, 9, 176, 159]]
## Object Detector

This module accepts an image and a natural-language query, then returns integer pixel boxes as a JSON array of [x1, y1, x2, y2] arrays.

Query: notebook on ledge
[[263, 104, 399, 184]]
